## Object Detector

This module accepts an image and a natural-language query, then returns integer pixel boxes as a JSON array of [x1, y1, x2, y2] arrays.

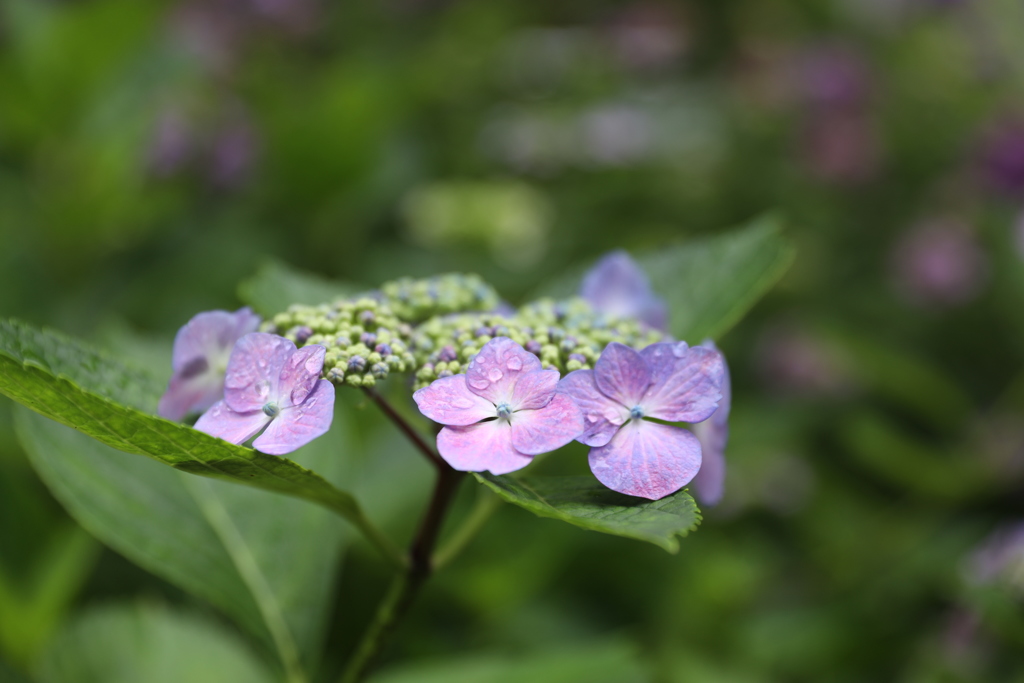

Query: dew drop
[[586, 415, 599, 423], [453, 397, 473, 409], [506, 357, 522, 371], [488, 367, 503, 382], [468, 377, 490, 391], [256, 380, 270, 398]]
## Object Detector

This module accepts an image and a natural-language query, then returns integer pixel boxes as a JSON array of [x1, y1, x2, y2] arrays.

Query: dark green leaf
[[0, 319, 400, 567], [37, 602, 276, 683], [474, 474, 701, 553], [238, 260, 358, 317]]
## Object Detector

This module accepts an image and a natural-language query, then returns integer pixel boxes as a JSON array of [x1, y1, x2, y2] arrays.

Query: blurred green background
[[3, 0, 1024, 680]]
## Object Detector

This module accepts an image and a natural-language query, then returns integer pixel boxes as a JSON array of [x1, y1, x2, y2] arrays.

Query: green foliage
[[475, 474, 701, 553], [36, 602, 275, 683]]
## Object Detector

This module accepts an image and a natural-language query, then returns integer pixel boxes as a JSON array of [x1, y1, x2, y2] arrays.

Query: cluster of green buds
[[265, 273, 666, 391]]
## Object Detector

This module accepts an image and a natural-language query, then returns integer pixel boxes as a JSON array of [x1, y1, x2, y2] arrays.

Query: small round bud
[[348, 356, 367, 372], [359, 310, 376, 325], [292, 326, 314, 344], [360, 332, 377, 346], [525, 340, 543, 355], [327, 368, 345, 383], [568, 353, 587, 364], [438, 345, 458, 363], [371, 362, 388, 379], [375, 343, 392, 356], [437, 369, 453, 378]]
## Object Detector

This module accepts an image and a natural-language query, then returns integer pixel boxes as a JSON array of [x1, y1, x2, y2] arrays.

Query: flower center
[[262, 402, 280, 418], [630, 405, 645, 420], [496, 402, 513, 420]]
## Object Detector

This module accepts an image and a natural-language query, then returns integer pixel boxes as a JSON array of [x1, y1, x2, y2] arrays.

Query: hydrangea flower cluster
[[379, 273, 501, 322]]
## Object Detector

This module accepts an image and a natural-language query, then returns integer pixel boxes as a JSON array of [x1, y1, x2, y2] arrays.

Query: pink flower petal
[[580, 250, 668, 331], [588, 420, 702, 500], [253, 380, 335, 455], [194, 400, 271, 445], [691, 341, 730, 505], [593, 342, 651, 409], [414, 375, 497, 426], [157, 371, 224, 422], [170, 308, 261, 373], [279, 345, 326, 407], [436, 420, 532, 475], [639, 342, 723, 423], [224, 333, 296, 413], [510, 392, 584, 455], [557, 370, 628, 447], [465, 337, 543, 405], [510, 368, 560, 411]]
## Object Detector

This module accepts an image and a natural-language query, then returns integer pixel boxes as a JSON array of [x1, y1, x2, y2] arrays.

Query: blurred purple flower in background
[[580, 250, 668, 331], [147, 108, 196, 178], [209, 114, 260, 189], [797, 44, 872, 109], [889, 217, 989, 308], [965, 522, 1024, 591], [691, 340, 730, 506], [414, 337, 584, 475], [605, 2, 687, 73], [195, 333, 335, 455], [755, 322, 854, 398], [560, 342, 724, 500], [158, 307, 261, 421], [979, 117, 1024, 197]]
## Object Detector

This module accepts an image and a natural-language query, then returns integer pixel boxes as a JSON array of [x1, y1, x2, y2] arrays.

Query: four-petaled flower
[[414, 337, 584, 475], [194, 332, 335, 455], [580, 250, 668, 332], [691, 340, 730, 506], [560, 341, 724, 500], [158, 307, 261, 421]]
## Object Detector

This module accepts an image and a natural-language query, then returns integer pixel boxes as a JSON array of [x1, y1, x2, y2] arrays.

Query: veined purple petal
[[436, 420, 533, 475], [194, 400, 271, 445], [580, 251, 668, 331], [594, 342, 651, 409], [465, 337, 543, 405], [691, 341, 730, 505], [510, 368, 560, 411], [510, 393, 584, 455], [279, 344, 326, 407], [253, 380, 335, 455], [414, 375, 497, 426], [224, 333, 296, 413], [588, 420, 702, 500], [558, 370, 628, 447], [158, 371, 224, 422], [640, 342, 723, 423]]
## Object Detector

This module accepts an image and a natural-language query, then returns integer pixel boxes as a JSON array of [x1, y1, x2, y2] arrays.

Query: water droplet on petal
[[488, 368, 503, 382], [256, 380, 270, 398], [469, 377, 490, 391], [453, 397, 473, 409], [506, 357, 522, 371], [586, 415, 599, 423]]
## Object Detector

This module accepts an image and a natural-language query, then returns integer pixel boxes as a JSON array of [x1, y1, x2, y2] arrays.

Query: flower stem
[[362, 387, 445, 470], [433, 489, 501, 570]]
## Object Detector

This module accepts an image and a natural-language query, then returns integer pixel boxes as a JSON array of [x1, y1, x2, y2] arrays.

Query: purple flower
[[560, 341, 724, 500], [158, 307, 262, 421], [414, 337, 584, 475], [691, 340, 730, 506], [889, 217, 988, 308], [194, 333, 335, 455], [580, 251, 668, 331]]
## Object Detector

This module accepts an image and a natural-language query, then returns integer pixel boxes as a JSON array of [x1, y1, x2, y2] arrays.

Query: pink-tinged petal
[[194, 400, 270, 445], [588, 420, 702, 500], [436, 421, 532, 475], [640, 342, 724, 423], [223, 333, 295, 413], [157, 371, 224, 421], [593, 342, 651, 408], [510, 368, 560, 411], [580, 251, 668, 331], [691, 341, 730, 505], [414, 375, 497, 426], [171, 308, 261, 372], [557, 370, 628, 447], [510, 393, 584, 455], [465, 337, 543, 405], [278, 344, 326, 408], [253, 380, 335, 455]]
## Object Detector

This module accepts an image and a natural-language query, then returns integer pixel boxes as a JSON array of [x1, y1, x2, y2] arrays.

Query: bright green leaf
[[0, 319, 400, 567], [36, 602, 276, 683], [238, 260, 358, 317], [474, 474, 701, 553]]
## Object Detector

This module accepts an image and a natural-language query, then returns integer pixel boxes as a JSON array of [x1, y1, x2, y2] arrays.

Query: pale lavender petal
[[465, 337, 543, 405], [510, 368, 560, 411], [640, 342, 724, 423], [557, 370, 628, 447], [223, 333, 295, 413], [253, 380, 335, 455], [510, 393, 584, 455], [157, 371, 224, 421], [691, 341, 730, 505], [436, 420, 532, 475], [588, 420, 702, 500], [593, 342, 651, 408], [413, 375, 497, 426], [580, 250, 668, 331], [171, 308, 260, 372], [278, 344, 326, 407], [194, 400, 271, 445]]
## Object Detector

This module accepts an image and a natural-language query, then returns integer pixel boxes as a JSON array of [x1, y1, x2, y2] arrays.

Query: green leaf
[[36, 602, 276, 683], [238, 260, 358, 317], [474, 474, 701, 553], [17, 408, 346, 681], [0, 319, 400, 567], [539, 214, 795, 342]]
